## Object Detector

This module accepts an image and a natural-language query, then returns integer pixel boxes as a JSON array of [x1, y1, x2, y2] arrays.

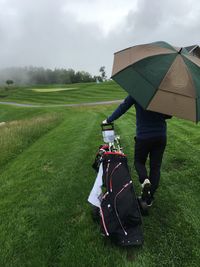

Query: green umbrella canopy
[[111, 41, 200, 122]]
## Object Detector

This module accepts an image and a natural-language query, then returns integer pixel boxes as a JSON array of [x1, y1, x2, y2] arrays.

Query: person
[[102, 95, 172, 212]]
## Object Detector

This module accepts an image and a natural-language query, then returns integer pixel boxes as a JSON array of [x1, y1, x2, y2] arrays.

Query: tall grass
[[0, 114, 62, 168]]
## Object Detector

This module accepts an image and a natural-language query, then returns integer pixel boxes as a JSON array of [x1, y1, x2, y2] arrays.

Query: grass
[[0, 83, 200, 266], [0, 81, 126, 105]]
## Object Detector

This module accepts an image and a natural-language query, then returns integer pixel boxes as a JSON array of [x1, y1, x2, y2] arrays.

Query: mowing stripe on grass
[[0, 105, 200, 266]]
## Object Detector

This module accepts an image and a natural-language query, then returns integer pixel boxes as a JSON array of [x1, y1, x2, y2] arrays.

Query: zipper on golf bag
[[105, 161, 122, 192], [100, 206, 109, 236], [109, 162, 122, 192], [114, 180, 133, 236]]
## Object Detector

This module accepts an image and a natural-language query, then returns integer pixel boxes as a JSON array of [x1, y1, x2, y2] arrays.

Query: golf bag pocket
[[115, 183, 141, 227], [100, 195, 119, 236]]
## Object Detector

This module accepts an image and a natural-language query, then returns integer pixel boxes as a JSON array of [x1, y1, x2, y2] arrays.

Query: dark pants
[[134, 136, 166, 196]]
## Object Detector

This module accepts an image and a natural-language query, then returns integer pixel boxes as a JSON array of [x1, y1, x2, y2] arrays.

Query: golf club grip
[[101, 122, 114, 131]]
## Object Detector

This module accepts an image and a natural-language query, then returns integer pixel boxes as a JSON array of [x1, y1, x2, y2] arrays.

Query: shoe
[[141, 178, 152, 205]]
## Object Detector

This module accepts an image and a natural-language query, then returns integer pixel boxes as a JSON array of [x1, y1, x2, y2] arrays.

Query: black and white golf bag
[[88, 123, 143, 246]]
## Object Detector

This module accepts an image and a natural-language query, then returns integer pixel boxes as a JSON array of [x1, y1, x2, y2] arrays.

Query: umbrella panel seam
[[157, 88, 196, 98]]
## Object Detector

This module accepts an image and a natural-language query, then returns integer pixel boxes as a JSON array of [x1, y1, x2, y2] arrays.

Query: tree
[[6, 79, 14, 86], [0, 67, 96, 85], [99, 66, 107, 81]]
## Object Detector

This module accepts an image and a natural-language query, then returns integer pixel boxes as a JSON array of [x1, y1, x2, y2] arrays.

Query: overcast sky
[[0, 0, 200, 76]]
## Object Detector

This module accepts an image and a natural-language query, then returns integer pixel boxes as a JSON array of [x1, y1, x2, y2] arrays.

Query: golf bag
[[88, 123, 143, 246]]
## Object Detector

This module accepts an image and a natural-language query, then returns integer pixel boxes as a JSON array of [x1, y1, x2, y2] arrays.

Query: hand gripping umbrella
[[111, 41, 200, 122]]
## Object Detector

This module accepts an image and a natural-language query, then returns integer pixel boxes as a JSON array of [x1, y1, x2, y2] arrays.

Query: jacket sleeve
[[107, 95, 135, 123]]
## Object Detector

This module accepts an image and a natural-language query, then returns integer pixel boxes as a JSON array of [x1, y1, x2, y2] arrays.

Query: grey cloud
[[0, 0, 105, 74], [123, 0, 200, 46], [0, 0, 200, 77]]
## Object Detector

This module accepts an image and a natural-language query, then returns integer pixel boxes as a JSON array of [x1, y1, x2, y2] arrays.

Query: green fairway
[[0, 83, 200, 267], [0, 81, 126, 105]]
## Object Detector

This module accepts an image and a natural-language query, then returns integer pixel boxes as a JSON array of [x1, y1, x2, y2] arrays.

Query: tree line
[[0, 66, 107, 85]]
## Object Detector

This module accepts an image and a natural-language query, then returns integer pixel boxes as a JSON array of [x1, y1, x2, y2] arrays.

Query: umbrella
[[111, 41, 200, 122]]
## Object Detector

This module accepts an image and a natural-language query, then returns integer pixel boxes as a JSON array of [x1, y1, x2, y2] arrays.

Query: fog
[[0, 0, 200, 78]]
